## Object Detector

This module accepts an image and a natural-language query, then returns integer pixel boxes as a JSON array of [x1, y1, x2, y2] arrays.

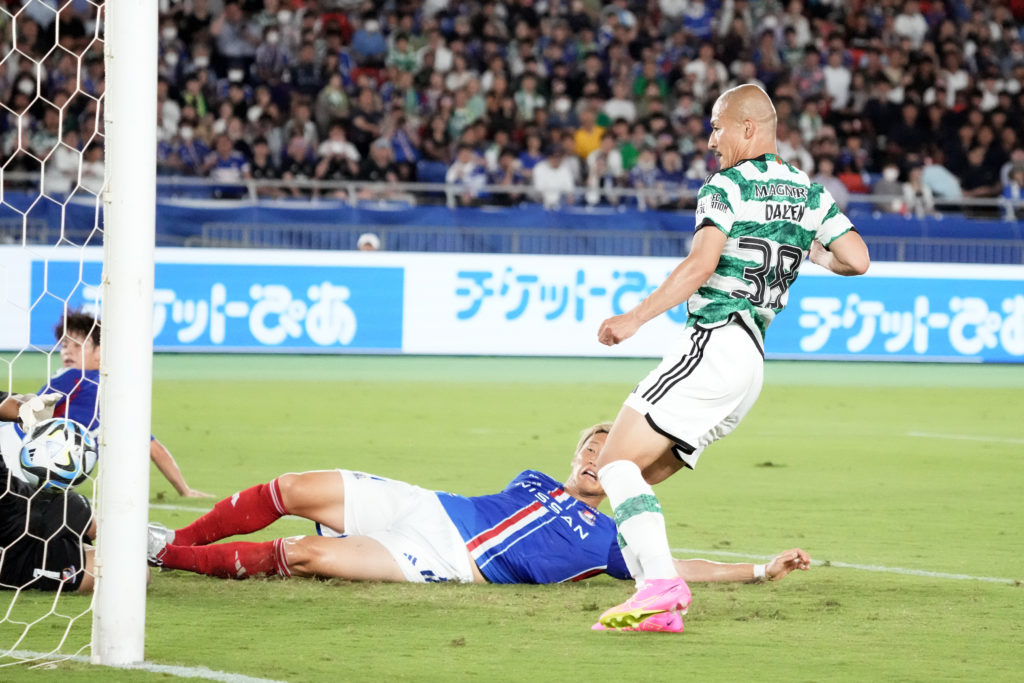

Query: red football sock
[[160, 539, 291, 579], [174, 479, 287, 546]]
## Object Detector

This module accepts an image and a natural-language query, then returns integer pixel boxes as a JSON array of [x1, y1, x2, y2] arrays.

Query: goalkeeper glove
[[16, 393, 62, 431]]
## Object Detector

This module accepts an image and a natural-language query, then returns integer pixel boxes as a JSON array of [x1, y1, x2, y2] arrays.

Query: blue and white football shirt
[[437, 470, 630, 584]]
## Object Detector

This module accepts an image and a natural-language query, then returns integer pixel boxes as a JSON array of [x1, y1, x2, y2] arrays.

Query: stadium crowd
[[2, 0, 1024, 214]]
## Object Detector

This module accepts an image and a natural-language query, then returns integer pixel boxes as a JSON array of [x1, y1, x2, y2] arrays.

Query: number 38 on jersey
[[729, 236, 803, 309]]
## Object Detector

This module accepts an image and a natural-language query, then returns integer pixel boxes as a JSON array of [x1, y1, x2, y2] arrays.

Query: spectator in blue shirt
[[682, 0, 715, 40], [446, 143, 488, 207], [518, 132, 546, 181], [389, 116, 421, 182], [175, 126, 211, 176], [211, 0, 259, 78], [253, 24, 291, 89], [351, 18, 387, 67], [656, 148, 687, 209], [202, 134, 251, 199], [1001, 164, 1024, 221], [157, 137, 184, 177], [628, 146, 660, 208], [488, 147, 527, 207], [289, 43, 323, 100]]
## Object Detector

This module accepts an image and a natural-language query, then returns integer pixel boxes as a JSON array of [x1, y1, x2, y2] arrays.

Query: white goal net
[[1, 0, 154, 669]]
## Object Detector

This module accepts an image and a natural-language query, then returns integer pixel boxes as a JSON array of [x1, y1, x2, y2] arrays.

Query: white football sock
[[599, 459, 677, 581], [619, 542, 645, 588]]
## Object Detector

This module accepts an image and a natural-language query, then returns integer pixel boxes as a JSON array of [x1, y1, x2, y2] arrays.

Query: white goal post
[[91, 0, 157, 666]]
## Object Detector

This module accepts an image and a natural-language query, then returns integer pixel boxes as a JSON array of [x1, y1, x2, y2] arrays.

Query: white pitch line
[[670, 547, 1019, 585], [4, 650, 287, 683], [149, 503, 212, 512], [906, 431, 1024, 445], [816, 560, 1018, 584]]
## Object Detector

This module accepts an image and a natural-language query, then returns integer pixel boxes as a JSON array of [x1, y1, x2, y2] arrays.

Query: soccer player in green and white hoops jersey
[[590, 84, 870, 633]]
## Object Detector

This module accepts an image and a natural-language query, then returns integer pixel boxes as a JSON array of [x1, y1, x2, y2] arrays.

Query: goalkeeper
[[0, 403, 95, 594], [148, 422, 810, 621], [0, 311, 211, 498]]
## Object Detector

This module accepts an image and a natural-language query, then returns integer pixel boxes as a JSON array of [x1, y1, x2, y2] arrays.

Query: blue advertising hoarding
[[29, 260, 403, 352], [772, 276, 1024, 362]]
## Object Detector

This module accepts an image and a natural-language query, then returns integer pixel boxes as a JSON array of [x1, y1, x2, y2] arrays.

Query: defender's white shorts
[[315, 470, 476, 584], [624, 322, 764, 469]]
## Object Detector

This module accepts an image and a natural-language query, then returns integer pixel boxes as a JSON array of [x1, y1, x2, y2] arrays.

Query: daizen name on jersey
[[764, 203, 806, 222]]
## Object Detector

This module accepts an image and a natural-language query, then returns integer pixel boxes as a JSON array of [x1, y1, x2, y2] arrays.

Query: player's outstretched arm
[[150, 438, 213, 498], [673, 548, 811, 583], [809, 231, 870, 276], [597, 226, 728, 346]]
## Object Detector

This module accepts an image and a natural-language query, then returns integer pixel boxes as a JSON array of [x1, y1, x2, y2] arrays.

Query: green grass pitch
[[2, 354, 1022, 681]]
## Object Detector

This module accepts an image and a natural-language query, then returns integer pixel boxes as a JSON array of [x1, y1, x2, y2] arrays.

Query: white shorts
[[624, 322, 764, 469], [315, 470, 476, 584]]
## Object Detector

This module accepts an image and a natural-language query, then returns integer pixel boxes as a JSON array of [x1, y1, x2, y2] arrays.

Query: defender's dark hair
[[54, 311, 101, 346]]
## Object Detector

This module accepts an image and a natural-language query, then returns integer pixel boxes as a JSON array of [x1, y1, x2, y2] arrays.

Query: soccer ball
[[19, 418, 98, 490]]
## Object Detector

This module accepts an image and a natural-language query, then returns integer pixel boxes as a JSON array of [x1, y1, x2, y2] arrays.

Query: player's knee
[[282, 536, 321, 577], [276, 473, 301, 512]]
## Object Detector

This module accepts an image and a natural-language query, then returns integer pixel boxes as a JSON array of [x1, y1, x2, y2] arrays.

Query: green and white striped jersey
[[690, 152, 853, 352]]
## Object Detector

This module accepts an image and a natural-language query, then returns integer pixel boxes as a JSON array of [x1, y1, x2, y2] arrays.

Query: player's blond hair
[[575, 421, 613, 455]]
